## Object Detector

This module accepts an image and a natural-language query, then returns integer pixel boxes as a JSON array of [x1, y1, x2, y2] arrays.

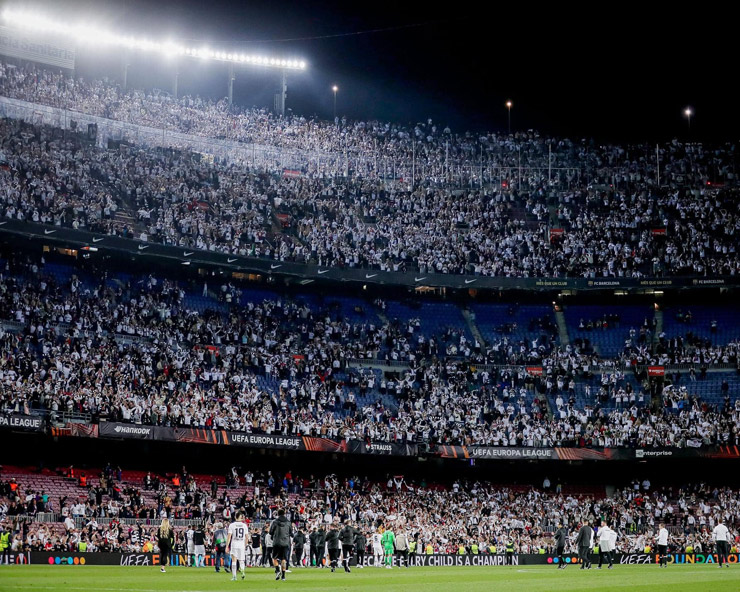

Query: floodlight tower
[[227, 63, 235, 105], [274, 69, 288, 116]]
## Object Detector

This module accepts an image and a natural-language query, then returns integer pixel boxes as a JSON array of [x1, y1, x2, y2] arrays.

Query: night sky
[[18, 0, 737, 142]]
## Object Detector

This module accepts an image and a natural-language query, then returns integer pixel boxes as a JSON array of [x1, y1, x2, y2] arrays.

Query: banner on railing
[[1, 216, 739, 292], [95, 422, 408, 455], [58, 422, 740, 460], [437, 445, 740, 461], [0, 414, 44, 431]]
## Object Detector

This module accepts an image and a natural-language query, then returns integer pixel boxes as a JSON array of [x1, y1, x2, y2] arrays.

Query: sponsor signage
[[0, 25, 76, 69], [227, 433, 302, 450], [0, 414, 44, 431], [41, 421, 740, 460], [525, 366, 543, 376], [468, 447, 557, 460], [345, 440, 418, 456], [95, 423, 410, 455], [635, 449, 673, 459], [20, 552, 739, 567], [647, 366, 665, 377], [619, 553, 739, 565], [0, 551, 31, 565]]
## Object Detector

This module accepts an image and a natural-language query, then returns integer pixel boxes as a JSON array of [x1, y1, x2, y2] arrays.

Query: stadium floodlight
[[0, 8, 307, 70]]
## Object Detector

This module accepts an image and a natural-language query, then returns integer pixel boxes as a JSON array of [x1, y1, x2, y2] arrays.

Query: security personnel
[[425, 543, 433, 555], [0, 526, 10, 564], [489, 544, 496, 554], [213, 522, 228, 572], [457, 544, 466, 555], [505, 540, 515, 565], [471, 543, 479, 555]]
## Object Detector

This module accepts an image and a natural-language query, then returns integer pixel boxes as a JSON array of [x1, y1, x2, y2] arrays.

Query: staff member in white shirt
[[597, 521, 615, 569], [656, 523, 669, 568], [712, 519, 731, 568]]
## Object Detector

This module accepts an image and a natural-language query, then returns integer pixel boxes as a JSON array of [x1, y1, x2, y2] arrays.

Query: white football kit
[[228, 521, 249, 561]]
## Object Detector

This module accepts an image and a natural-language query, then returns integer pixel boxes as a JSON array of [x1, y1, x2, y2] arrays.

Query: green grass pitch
[[1, 564, 738, 592]]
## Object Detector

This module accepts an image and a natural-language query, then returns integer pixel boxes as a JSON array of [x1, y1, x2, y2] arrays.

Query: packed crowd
[[2, 61, 740, 278], [1, 466, 739, 557], [0, 256, 738, 448]]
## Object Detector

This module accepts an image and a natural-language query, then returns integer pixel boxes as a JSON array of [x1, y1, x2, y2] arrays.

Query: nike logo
[[181, 261, 191, 266], [270, 264, 282, 270], [44, 229, 56, 235], [183, 251, 193, 257], [365, 273, 378, 279], [464, 279, 477, 284], [138, 244, 149, 250], [317, 269, 329, 275], [414, 277, 427, 282], [92, 237, 104, 243], [227, 258, 237, 263]]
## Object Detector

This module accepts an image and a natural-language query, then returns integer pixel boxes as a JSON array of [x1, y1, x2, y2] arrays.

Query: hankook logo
[[113, 425, 151, 436]]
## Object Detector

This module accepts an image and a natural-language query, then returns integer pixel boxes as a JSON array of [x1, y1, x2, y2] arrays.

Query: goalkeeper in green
[[381, 524, 395, 569]]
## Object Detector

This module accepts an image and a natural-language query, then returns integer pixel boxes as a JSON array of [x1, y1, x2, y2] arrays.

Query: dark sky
[[16, 0, 738, 142]]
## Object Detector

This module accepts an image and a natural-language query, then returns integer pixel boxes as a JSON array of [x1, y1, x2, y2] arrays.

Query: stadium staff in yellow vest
[[505, 540, 515, 565], [0, 524, 11, 563], [425, 543, 433, 555]]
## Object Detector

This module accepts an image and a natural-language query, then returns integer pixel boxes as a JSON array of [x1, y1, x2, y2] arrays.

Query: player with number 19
[[226, 511, 248, 581]]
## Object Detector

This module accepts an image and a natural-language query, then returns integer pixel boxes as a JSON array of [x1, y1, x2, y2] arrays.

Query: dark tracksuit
[[575, 525, 593, 568], [554, 527, 568, 567], [325, 529, 340, 569], [293, 531, 306, 566]]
